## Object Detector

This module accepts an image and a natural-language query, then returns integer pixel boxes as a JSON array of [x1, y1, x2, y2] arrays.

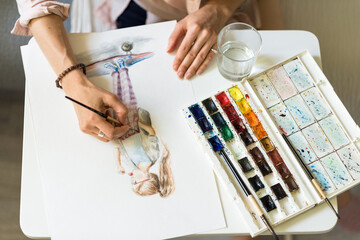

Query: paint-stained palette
[[249, 53, 360, 196], [183, 51, 360, 237], [184, 85, 314, 236]]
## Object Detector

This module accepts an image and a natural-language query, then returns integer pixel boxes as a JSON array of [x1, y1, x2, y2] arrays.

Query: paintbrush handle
[[282, 134, 314, 180], [312, 179, 326, 199], [106, 116, 122, 125]]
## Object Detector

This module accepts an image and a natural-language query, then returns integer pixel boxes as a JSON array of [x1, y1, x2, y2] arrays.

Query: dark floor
[[1, 92, 360, 240]]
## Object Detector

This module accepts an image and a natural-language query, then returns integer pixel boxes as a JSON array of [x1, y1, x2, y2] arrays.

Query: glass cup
[[216, 22, 262, 81]]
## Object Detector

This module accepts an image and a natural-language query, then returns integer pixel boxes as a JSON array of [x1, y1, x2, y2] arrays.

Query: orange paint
[[244, 111, 260, 127], [252, 124, 268, 140]]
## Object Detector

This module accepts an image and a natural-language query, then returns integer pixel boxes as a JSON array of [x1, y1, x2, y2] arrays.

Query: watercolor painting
[[337, 145, 360, 179], [268, 102, 299, 136], [288, 131, 317, 164], [285, 95, 315, 128], [266, 66, 298, 100], [309, 161, 336, 193], [320, 153, 352, 188], [319, 115, 350, 150], [283, 58, 314, 92], [76, 39, 175, 198], [302, 123, 334, 158], [250, 74, 281, 108], [301, 87, 331, 120]]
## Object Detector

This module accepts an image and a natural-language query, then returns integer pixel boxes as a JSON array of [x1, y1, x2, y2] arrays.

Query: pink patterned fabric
[[12, 0, 70, 36], [112, 68, 139, 140]]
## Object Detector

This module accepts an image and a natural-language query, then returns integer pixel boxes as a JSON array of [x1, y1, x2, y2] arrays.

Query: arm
[[167, 0, 245, 79], [28, 14, 130, 141]]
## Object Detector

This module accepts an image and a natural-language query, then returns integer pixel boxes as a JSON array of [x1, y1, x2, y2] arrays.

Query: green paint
[[219, 125, 234, 141]]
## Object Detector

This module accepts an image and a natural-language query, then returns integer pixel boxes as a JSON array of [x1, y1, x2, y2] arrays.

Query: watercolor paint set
[[183, 51, 360, 236]]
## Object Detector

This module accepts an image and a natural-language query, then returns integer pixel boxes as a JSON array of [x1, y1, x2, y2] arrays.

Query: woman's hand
[[62, 70, 130, 142], [167, 1, 241, 79], [29, 15, 130, 142]]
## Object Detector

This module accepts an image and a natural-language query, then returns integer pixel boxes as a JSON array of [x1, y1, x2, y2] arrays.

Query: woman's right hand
[[62, 70, 130, 142]]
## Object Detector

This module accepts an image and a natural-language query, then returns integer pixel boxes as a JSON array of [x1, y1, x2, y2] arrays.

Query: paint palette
[[183, 51, 360, 237]]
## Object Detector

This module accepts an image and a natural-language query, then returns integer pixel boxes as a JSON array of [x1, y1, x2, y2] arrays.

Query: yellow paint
[[228, 86, 244, 101], [237, 99, 252, 114]]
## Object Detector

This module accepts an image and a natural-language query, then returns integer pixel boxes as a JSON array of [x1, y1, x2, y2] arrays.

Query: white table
[[20, 30, 338, 239]]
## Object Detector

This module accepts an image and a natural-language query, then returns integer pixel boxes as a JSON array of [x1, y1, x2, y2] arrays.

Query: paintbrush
[[65, 96, 122, 125], [217, 149, 279, 240], [281, 133, 340, 219]]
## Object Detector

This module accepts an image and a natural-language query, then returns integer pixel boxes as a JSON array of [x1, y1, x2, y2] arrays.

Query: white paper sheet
[[21, 21, 225, 240]]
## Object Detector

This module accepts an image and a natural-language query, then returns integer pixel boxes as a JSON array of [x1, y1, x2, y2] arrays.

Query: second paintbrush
[[281, 133, 340, 219]]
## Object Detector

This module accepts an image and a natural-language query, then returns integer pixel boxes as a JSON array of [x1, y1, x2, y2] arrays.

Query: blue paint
[[189, 104, 205, 120], [283, 59, 314, 92], [320, 153, 352, 188], [285, 95, 315, 128], [208, 136, 224, 152], [288, 131, 317, 164], [301, 87, 331, 120], [309, 161, 334, 192], [197, 117, 213, 133]]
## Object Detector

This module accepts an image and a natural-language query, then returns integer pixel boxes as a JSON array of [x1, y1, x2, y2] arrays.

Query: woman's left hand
[[166, 2, 235, 79]]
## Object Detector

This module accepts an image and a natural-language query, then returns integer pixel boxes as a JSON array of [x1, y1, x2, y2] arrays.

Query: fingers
[[80, 125, 110, 142], [170, 24, 217, 80], [96, 118, 130, 140], [104, 94, 129, 125], [172, 24, 200, 73], [196, 44, 217, 75], [180, 33, 217, 79], [167, 22, 186, 53]]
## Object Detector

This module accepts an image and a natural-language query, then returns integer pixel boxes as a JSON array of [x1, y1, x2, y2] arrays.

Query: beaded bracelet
[[55, 63, 86, 89]]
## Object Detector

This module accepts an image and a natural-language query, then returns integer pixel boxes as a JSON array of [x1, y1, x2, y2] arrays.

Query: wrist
[[206, 0, 244, 21], [61, 69, 92, 95]]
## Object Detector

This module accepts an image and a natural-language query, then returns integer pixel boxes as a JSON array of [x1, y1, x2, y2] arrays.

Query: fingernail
[[177, 71, 184, 79], [173, 64, 178, 71], [185, 72, 193, 79], [197, 69, 203, 75]]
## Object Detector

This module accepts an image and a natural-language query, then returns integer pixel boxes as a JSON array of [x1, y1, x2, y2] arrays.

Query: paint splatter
[[309, 161, 335, 193], [288, 131, 317, 164], [319, 115, 349, 149], [250, 74, 281, 108], [245, 94, 250, 99], [320, 152, 352, 188], [266, 66, 298, 100], [302, 123, 334, 158], [283, 59, 314, 92], [301, 87, 331, 120], [269, 102, 299, 136], [337, 145, 360, 179], [285, 95, 315, 128]]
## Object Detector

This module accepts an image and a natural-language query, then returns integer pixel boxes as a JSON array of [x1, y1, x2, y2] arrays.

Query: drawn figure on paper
[[82, 41, 175, 197]]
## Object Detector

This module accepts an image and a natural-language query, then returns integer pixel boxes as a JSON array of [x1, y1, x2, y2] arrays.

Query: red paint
[[245, 94, 250, 99], [280, 114, 286, 117], [279, 126, 288, 135], [223, 105, 238, 121], [215, 91, 231, 107], [231, 118, 245, 133]]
